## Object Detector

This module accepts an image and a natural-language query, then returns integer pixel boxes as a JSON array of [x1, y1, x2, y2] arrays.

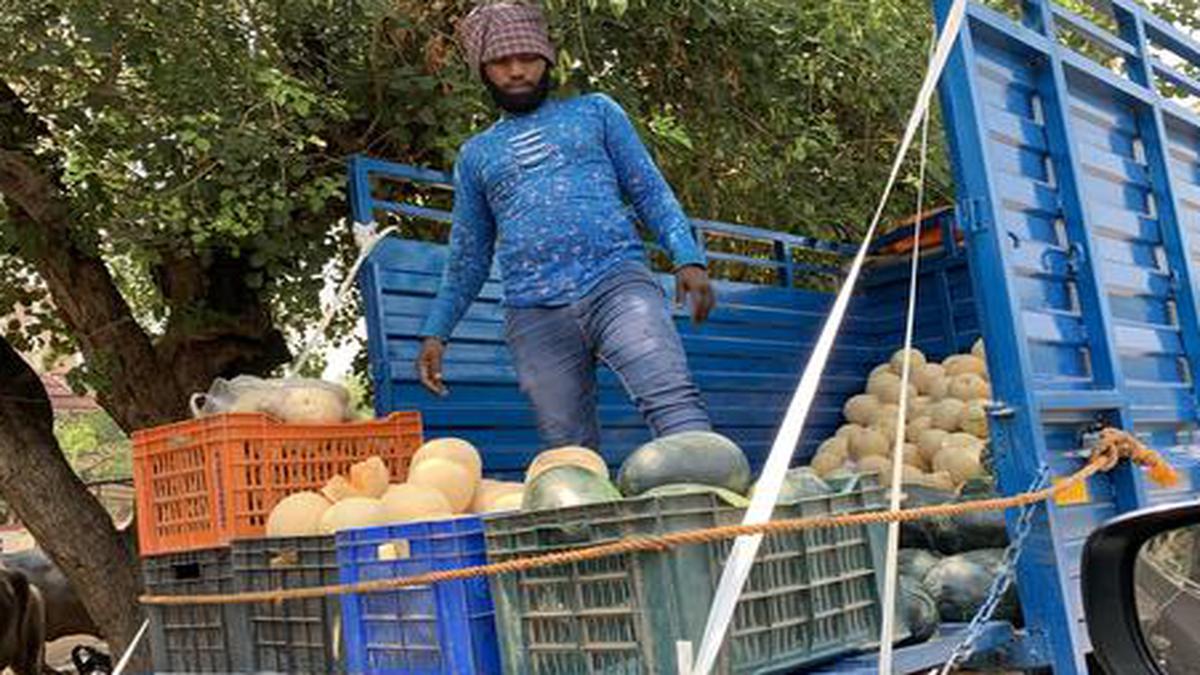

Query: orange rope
[[140, 428, 1167, 607]]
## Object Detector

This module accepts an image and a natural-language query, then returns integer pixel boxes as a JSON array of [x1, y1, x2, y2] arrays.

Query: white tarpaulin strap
[[687, 1, 970, 673], [878, 26, 936, 674]]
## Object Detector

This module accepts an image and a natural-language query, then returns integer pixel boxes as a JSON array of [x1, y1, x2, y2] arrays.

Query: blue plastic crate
[[336, 516, 499, 675]]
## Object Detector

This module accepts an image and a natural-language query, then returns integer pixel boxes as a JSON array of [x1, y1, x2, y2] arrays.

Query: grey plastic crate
[[142, 547, 252, 673], [484, 478, 888, 674], [232, 535, 344, 673]]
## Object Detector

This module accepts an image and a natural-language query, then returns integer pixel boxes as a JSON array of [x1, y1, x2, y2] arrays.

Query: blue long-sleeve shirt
[[420, 93, 706, 341]]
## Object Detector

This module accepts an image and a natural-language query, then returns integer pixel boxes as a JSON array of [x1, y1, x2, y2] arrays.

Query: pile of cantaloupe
[[807, 340, 992, 491], [264, 438, 524, 537]]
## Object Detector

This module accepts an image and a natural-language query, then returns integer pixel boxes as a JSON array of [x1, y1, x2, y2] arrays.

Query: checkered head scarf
[[458, 2, 557, 81]]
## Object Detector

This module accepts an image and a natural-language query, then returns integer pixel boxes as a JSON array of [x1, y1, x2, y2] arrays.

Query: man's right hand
[[416, 337, 449, 396]]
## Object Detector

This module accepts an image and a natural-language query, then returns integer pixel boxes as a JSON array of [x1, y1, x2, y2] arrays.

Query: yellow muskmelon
[[412, 438, 483, 479], [525, 446, 609, 483], [407, 458, 477, 512], [318, 497, 388, 534], [912, 363, 946, 396], [469, 479, 524, 513], [889, 348, 927, 375], [930, 399, 966, 432], [810, 450, 846, 477], [944, 354, 987, 379], [266, 491, 331, 538], [917, 428, 950, 464], [843, 394, 881, 426], [483, 491, 524, 513], [321, 475, 363, 503], [349, 456, 390, 499], [849, 426, 889, 460], [380, 483, 454, 523], [948, 373, 990, 402]]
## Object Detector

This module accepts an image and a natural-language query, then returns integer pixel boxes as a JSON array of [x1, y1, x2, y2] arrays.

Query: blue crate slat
[[934, 0, 1200, 672], [336, 517, 499, 675]]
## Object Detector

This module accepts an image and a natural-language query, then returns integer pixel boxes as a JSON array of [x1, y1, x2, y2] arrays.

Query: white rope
[[286, 222, 398, 376], [878, 23, 937, 674], [111, 618, 150, 675], [688, 1, 970, 672]]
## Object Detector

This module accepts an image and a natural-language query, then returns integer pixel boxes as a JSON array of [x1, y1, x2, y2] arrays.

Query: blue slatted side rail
[[934, 0, 1200, 672], [348, 156, 890, 479]]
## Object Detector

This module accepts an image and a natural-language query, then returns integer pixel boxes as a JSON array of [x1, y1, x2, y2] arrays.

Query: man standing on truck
[[416, 1, 716, 452]]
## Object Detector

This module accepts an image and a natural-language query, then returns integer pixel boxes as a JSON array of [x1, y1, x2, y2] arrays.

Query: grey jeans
[[503, 262, 711, 451]]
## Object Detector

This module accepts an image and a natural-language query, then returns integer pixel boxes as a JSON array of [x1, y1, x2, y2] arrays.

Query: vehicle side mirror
[[1082, 500, 1200, 674]]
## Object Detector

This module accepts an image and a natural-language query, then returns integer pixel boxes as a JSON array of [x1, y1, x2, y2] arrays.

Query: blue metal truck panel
[[933, 0, 1200, 671]]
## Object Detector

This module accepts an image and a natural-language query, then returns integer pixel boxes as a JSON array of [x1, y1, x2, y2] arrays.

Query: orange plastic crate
[[132, 412, 422, 556]]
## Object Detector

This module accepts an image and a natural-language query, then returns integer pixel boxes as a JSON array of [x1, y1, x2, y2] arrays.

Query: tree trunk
[[0, 339, 148, 665]]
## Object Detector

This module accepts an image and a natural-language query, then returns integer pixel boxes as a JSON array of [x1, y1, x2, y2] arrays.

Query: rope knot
[[1094, 428, 1179, 487]]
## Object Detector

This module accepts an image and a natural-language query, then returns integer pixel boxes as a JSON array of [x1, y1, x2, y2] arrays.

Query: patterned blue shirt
[[420, 93, 706, 341]]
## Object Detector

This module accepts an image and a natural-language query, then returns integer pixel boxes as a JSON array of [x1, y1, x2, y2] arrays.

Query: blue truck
[[348, 0, 1200, 671]]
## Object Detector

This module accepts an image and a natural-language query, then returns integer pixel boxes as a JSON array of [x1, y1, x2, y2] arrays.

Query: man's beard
[[485, 70, 552, 114]]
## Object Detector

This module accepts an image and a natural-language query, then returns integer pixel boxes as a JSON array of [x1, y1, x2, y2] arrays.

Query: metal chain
[[933, 464, 1051, 675]]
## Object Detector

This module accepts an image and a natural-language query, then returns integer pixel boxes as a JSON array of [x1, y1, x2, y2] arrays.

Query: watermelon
[[897, 575, 940, 646], [899, 485, 956, 550], [617, 431, 751, 496], [642, 483, 750, 508], [930, 483, 1009, 554], [898, 548, 941, 583], [750, 467, 832, 505], [522, 465, 622, 512], [922, 548, 1020, 623]]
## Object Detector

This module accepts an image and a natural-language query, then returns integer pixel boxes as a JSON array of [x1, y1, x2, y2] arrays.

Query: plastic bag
[[190, 375, 351, 424]]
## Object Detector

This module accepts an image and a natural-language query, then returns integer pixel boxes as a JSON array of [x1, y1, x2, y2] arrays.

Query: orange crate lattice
[[133, 412, 422, 556]]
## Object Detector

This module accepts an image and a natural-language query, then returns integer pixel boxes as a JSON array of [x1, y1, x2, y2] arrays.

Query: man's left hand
[[675, 265, 716, 324]]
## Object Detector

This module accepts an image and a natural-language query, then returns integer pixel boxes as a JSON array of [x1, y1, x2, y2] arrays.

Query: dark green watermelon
[[617, 431, 751, 496], [931, 484, 1010, 555], [898, 575, 939, 645], [899, 485, 956, 550], [922, 548, 1021, 623], [898, 548, 941, 583], [523, 465, 622, 512]]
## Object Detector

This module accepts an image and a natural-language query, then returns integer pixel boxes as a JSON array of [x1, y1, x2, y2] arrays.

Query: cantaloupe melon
[[933, 435, 985, 484], [469, 479, 524, 513], [816, 436, 849, 459], [810, 450, 846, 477], [843, 394, 882, 426], [526, 446, 609, 483], [971, 338, 986, 362], [380, 483, 454, 522], [412, 438, 483, 479], [836, 423, 865, 439], [890, 348, 927, 375], [875, 376, 918, 406], [944, 354, 987, 379], [319, 497, 387, 534], [870, 419, 899, 447], [906, 416, 934, 443], [849, 426, 889, 460], [867, 371, 901, 399], [903, 469, 957, 491], [948, 373, 990, 402], [266, 491, 331, 538], [483, 491, 524, 513], [407, 458, 478, 512], [930, 399, 966, 432], [910, 396, 934, 419], [901, 442, 926, 470], [857, 455, 897, 485], [321, 475, 362, 503], [913, 364, 947, 398], [870, 403, 902, 428], [349, 456, 390, 499], [870, 363, 893, 380], [961, 401, 989, 439], [917, 428, 950, 464]]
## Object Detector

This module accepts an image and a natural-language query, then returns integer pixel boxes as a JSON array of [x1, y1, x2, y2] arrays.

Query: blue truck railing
[[348, 0, 1200, 669]]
